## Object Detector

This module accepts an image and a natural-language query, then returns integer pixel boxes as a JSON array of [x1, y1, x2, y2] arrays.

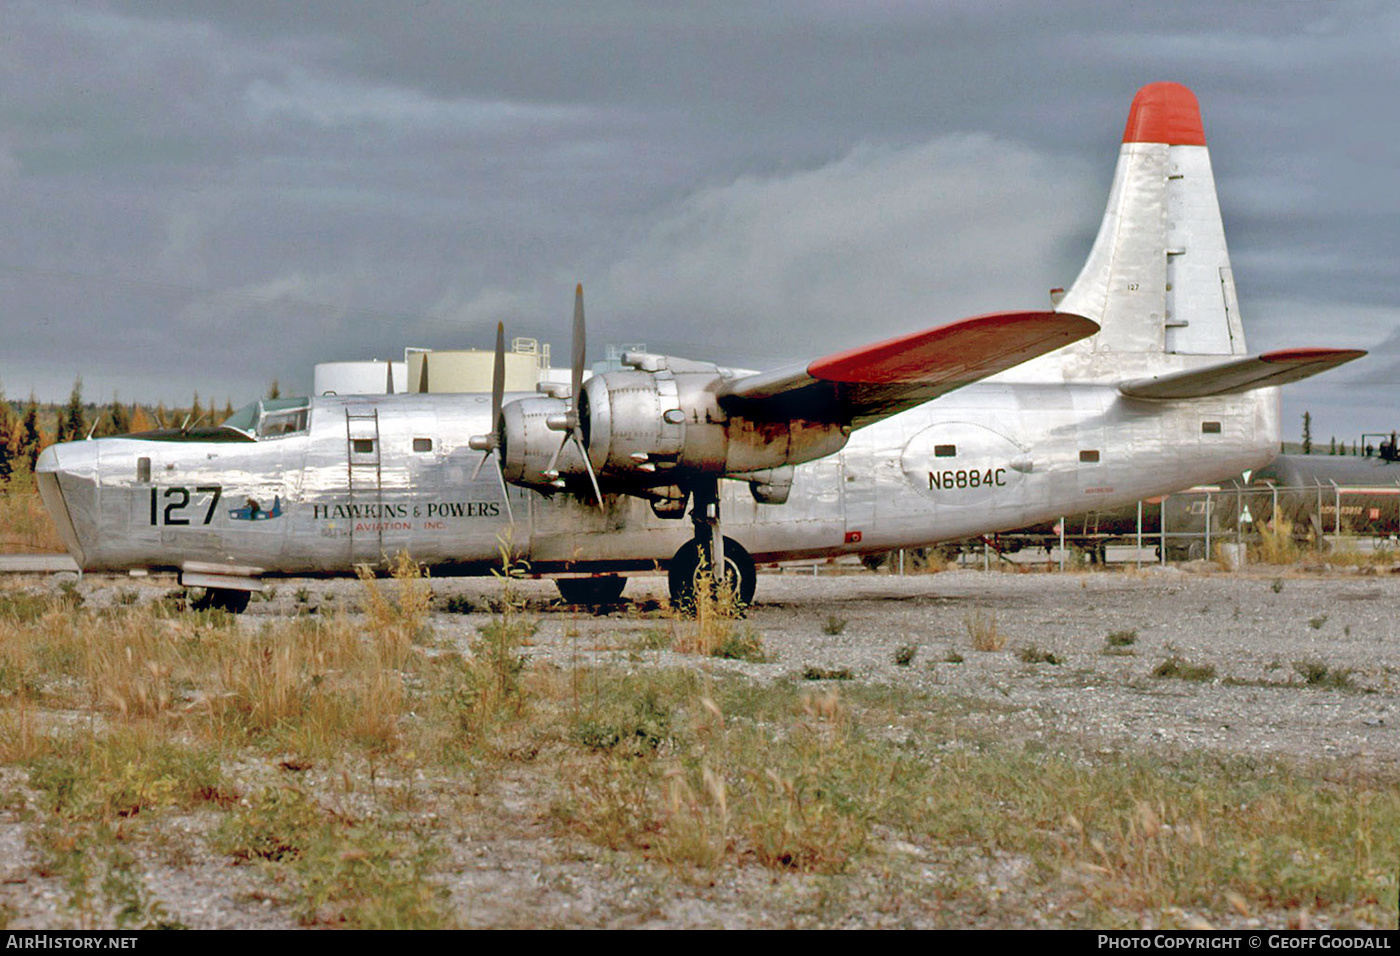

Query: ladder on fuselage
[[345, 406, 383, 567]]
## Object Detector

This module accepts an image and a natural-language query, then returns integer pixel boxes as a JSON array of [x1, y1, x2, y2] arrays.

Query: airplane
[[35, 82, 1365, 613]]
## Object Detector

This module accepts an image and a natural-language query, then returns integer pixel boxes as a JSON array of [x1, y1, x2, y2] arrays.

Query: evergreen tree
[[58, 377, 86, 443], [189, 392, 203, 428], [0, 381, 21, 481], [21, 395, 43, 471], [1329, 436, 1337, 455], [1302, 411, 1312, 455], [107, 393, 132, 436]]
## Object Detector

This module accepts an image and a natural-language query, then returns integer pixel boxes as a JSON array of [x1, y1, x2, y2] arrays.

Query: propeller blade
[[534, 284, 603, 511], [491, 321, 506, 434], [472, 321, 510, 482], [543, 432, 567, 478], [571, 431, 605, 510], [493, 456, 515, 524], [571, 284, 586, 416]]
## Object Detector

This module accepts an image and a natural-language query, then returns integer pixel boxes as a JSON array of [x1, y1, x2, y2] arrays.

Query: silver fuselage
[[36, 381, 1279, 578]]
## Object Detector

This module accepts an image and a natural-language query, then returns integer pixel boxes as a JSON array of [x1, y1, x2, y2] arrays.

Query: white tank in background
[[313, 360, 408, 396]]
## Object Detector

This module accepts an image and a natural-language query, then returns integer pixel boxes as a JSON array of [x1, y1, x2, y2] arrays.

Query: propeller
[[544, 284, 605, 508], [467, 322, 515, 523]]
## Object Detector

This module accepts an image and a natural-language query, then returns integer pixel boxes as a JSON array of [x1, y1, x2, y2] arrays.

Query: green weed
[[1152, 655, 1217, 682], [1292, 659, 1357, 690], [1018, 645, 1063, 665]]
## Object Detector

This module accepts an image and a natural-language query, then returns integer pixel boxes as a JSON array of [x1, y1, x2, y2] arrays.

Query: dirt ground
[[2, 563, 1397, 929]]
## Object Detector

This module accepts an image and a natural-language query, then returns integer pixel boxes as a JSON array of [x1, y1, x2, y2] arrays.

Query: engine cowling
[[495, 355, 851, 498], [580, 360, 849, 484], [498, 396, 591, 490]]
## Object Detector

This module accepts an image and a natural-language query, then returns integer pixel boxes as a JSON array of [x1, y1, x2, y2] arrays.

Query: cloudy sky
[[1, 1, 1396, 443]]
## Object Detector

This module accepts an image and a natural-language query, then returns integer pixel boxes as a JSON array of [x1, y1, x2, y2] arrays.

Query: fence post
[[1204, 492, 1212, 561], [1136, 499, 1143, 569], [1160, 495, 1168, 566], [1316, 481, 1324, 546]]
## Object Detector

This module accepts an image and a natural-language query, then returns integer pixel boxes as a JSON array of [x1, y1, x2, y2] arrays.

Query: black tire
[[859, 551, 890, 572], [555, 575, 627, 607], [191, 587, 251, 613], [668, 536, 756, 611]]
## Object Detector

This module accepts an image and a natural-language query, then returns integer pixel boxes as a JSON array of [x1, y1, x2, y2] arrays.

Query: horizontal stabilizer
[[719, 310, 1097, 428], [1118, 348, 1366, 400]]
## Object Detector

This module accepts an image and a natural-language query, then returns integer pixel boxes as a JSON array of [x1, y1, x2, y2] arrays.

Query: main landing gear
[[555, 575, 628, 607], [667, 478, 756, 611], [190, 587, 251, 613]]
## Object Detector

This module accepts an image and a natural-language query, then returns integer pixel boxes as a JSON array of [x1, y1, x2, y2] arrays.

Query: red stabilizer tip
[[1122, 82, 1206, 146]]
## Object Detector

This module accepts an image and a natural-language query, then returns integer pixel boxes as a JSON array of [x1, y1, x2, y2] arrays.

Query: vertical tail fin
[[1057, 82, 1246, 358]]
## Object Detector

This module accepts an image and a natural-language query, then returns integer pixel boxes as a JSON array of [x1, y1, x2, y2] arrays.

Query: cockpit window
[[220, 398, 311, 440], [221, 402, 259, 435]]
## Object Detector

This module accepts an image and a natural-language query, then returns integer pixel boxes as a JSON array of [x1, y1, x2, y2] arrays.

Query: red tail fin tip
[[1122, 82, 1206, 146]]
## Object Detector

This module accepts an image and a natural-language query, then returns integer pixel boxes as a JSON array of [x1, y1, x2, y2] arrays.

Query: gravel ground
[[432, 563, 1400, 767], [3, 563, 1398, 929]]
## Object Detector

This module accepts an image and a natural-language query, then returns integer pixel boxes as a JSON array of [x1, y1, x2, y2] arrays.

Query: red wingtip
[[1122, 82, 1206, 146]]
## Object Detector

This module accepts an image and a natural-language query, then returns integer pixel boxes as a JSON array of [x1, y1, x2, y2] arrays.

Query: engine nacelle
[[580, 361, 849, 484], [498, 396, 591, 490]]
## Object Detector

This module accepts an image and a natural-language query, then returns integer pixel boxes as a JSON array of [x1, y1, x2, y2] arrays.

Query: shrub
[[966, 609, 1004, 651], [1153, 655, 1216, 682]]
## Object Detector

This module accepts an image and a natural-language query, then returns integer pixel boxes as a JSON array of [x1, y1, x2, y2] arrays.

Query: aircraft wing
[[715, 310, 1097, 428], [1118, 348, 1366, 400]]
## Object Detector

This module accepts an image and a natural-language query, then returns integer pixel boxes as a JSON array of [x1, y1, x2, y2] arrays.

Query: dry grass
[[0, 555, 442, 754], [662, 568, 769, 662], [965, 608, 1004, 651], [1253, 519, 1303, 565], [0, 473, 65, 553], [2, 576, 1398, 928], [559, 676, 867, 874], [551, 670, 1400, 925], [1314, 540, 1396, 568]]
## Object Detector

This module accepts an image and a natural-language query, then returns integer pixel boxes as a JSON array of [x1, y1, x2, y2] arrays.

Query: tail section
[[1057, 82, 1245, 358]]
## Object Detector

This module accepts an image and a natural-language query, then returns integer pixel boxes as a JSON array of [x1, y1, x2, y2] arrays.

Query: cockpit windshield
[[220, 398, 311, 440]]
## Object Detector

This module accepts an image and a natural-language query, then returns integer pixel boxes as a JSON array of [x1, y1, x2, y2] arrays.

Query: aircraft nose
[[35, 442, 95, 567]]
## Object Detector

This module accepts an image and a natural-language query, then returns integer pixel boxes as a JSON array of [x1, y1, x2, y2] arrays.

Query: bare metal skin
[[35, 84, 1360, 607]]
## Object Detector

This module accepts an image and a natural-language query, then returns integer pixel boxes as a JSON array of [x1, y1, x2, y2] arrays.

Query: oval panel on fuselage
[[901, 421, 1026, 506]]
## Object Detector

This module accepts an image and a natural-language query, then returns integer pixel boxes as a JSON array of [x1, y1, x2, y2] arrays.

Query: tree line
[[0, 376, 243, 483]]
